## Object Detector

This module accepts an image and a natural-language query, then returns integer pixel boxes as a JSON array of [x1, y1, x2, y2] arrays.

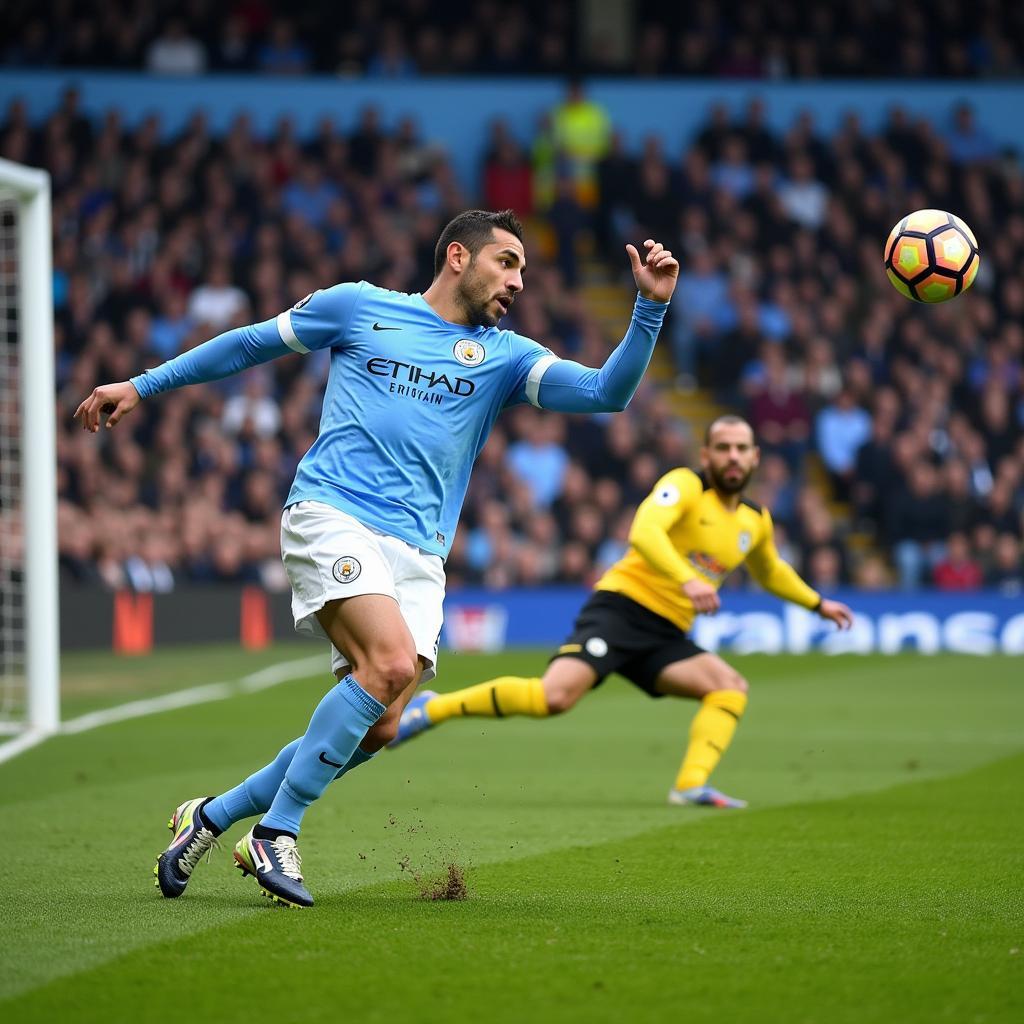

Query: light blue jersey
[[282, 281, 552, 556], [132, 281, 667, 558]]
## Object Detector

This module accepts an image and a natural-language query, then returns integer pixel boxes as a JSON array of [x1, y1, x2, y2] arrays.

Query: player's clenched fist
[[626, 239, 680, 304], [74, 380, 141, 432]]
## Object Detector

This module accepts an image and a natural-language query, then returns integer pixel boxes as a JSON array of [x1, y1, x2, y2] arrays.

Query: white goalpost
[[0, 157, 59, 751]]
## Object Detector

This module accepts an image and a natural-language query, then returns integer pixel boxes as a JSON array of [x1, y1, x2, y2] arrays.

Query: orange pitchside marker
[[240, 586, 272, 650], [112, 591, 153, 655]]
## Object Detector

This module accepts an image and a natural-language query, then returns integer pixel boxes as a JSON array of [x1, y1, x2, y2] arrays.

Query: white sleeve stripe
[[525, 353, 560, 407], [276, 310, 310, 354]]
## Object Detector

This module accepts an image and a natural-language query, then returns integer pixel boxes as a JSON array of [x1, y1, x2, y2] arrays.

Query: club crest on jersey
[[453, 339, 486, 366], [738, 531, 752, 553], [332, 556, 362, 584], [654, 484, 680, 507]]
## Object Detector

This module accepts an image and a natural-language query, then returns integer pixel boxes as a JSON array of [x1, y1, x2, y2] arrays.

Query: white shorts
[[280, 500, 446, 683]]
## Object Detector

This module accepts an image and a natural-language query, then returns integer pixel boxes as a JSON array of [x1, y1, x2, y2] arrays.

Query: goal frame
[[0, 157, 59, 738]]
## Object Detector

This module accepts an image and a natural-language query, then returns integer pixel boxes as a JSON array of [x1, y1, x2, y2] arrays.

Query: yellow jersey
[[595, 467, 821, 632]]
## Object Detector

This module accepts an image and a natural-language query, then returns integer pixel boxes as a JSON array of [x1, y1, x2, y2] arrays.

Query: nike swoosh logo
[[254, 841, 275, 874], [318, 751, 345, 768], [700, 519, 714, 526], [372, 322, 401, 331]]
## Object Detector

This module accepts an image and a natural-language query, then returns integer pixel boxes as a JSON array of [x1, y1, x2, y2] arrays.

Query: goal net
[[0, 158, 59, 747]]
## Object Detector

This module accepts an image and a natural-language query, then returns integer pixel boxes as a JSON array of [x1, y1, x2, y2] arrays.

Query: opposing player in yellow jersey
[[390, 415, 853, 807]]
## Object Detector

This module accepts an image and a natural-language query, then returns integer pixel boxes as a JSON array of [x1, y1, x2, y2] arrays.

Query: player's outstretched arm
[[530, 240, 678, 414], [745, 512, 853, 630], [76, 284, 363, 431], [74, 318, 294, 432]]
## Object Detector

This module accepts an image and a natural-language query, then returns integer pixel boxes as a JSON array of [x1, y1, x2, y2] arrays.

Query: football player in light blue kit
[[76, 210, 679, 907]]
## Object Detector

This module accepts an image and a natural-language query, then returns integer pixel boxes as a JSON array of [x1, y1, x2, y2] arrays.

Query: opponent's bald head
[[705, 414, 755, 446]]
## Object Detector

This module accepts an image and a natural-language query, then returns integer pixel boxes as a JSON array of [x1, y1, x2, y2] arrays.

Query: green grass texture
[[2, 647, 1022, 1023]]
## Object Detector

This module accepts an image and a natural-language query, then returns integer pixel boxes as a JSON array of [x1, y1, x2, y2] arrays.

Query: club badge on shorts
[[453, 339, 485, 366], [332, 556, 362, 584], [738, 531, 752, 553]]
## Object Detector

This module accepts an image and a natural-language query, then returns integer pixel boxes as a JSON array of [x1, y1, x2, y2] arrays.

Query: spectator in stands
[[816, 388, 871, 500], [482, 121, 533, 216], [777, 153, 828, 230], [547, 177, 587, 287], [282, 161, 342, 228], [550, 79, 611, 208], [887, 463, 951, 590], [145, 20, 207, 76], [852, 408, 898, 529], [4, 2, 1024, 79], [594, 132, 634, 250], [988, 533, 1023, 595], [212, 14, 254, 71], [932, 532, 984, 590], [748, 346, 811, 472], [749, 452, 797, 526], [629, 152, 680, 241], [257, 18, 311, 75], [366, 21, 418, 77], [852, 554, 891, 591], [507, 411, 570, 509], [221, 372, 282, 440], [711, 137, 755, 200], [188, 262, 249, 330], [669, 247, 730, 385], [10, 68, 1022, 593], [806, 545, 843, 591], [945, 103, 998, 163], [124, 535, 176, 593], [149, 291, 194, 360]]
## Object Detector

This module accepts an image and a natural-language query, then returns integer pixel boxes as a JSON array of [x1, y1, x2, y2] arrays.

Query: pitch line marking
[[0, 654, 325, 764]]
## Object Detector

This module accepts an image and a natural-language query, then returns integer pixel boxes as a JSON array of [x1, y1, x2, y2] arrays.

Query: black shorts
[[550, 590, 706, 697]]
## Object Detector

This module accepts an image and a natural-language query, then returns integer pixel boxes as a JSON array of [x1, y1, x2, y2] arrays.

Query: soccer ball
[[884, 209, 980, 302]]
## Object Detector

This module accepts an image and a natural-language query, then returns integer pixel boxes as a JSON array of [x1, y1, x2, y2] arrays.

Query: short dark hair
[[433, 209, 523, 278], [705, 414, 756, 445]]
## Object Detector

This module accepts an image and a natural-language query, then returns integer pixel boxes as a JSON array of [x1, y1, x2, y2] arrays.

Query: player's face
[[701, 423, 760, 494], [457, 230, 526, 328]]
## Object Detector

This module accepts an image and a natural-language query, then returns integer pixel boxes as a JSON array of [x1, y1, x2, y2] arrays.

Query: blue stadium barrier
[[443, 589, 1024, 655], [1, 72, 1021, 191]]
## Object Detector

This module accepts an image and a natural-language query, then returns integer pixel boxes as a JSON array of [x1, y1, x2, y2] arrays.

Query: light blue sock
[[262, 674, 385, 835], [337, 745, 376, 777], [204, 738, 301, 832], [204, 738, 379, 833]]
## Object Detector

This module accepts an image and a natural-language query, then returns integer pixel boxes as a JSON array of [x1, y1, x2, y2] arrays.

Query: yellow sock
[[674, 689, 748, 791], [425, 677, 548, 724]]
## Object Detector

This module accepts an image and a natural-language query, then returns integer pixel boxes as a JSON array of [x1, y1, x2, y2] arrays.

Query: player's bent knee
[[365, 653, 418, 704], [714, 669, 748, 694]]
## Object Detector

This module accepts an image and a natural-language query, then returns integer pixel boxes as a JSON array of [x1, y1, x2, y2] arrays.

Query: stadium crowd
[[3, 78, 1022, 595], [595, 94, 1024, 593], [3, 0, 1024, 79]]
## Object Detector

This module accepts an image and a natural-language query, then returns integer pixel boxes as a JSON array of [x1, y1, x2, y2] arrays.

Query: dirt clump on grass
[[398, 854, 469, 901], [421, 862, 469, 901]]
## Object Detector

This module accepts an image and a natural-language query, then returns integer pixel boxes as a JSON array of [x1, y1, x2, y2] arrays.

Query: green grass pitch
[[2, 646, 1022, 1023]]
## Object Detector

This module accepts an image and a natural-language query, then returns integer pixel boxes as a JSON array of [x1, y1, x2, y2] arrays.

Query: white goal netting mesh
[[0, 195, 26, 731]]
